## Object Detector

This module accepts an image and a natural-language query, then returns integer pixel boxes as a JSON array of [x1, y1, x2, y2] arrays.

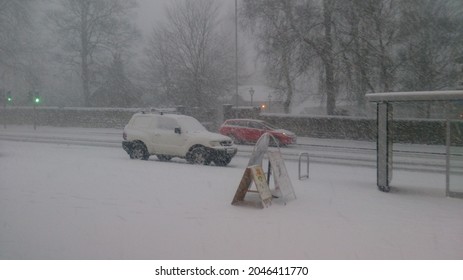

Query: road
[[0, 125, 456, 173]]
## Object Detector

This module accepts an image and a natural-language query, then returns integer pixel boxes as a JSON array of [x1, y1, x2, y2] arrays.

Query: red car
[[219, 119, 297, 146]]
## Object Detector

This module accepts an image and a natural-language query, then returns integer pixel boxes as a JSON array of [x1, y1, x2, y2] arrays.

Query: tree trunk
[[374, 13, 391, 93], [323, 0, 336, 115], [80, 1, 90, 107], [81, 51, 90, 107], [282, 45, 293, 114]]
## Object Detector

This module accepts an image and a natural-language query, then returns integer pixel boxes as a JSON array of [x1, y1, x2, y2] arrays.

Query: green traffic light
[[5, 91, 12, 103], [34, 97, 40, 104]]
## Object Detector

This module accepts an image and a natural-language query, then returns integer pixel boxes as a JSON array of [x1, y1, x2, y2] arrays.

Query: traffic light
[[35, 91, 41, 104], [1, 91, 12, 106], [29, 91, 41, 105], [6, 91, 12, 103]]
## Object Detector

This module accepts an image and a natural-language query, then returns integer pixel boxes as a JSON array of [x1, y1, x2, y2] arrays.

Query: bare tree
[[0, 0, 33, 83], [280, 0, 339, 115], [242, 0, 306, 113], [47, 0, 139, 106], [337, 0, 371, 110], [398, 0, 463, 91], [145, 0, 235, 109], [336, 0, 399, 111], [242, 0, 463, 116], [394, 0, 463, 117], [243, 0, 345, 115]]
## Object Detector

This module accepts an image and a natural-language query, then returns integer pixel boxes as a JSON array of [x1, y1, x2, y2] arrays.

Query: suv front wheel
[[186, 146, 211, 165]]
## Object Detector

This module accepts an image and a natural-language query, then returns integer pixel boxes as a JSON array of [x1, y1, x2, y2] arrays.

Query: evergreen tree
[[90, 54, 141, 107]]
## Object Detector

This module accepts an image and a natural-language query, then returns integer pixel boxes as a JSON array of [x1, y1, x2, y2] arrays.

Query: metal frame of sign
[[267, 151, 297, 205]]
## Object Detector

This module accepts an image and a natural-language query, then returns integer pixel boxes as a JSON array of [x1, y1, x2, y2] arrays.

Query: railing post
[[298, 152, 309, 180]]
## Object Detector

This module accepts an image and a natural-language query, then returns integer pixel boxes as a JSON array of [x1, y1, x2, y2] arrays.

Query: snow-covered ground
[[1, 131, 462, 259]]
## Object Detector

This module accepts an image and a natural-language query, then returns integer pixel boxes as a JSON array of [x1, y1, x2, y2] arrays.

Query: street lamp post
[[33, 94, 37, 130], [3, 91, 12, 129], [249, 87, 255, 106], [2, 91, 6, 129], [268, 94, 272, 113], [235, 0, 238, 109], [30, 91, 41, 130]]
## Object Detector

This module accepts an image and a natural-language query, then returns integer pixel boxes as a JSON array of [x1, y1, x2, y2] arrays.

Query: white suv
[[122, 112, 237, 166]]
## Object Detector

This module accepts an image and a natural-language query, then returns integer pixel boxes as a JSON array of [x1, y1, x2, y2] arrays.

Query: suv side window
[[156, 117, 179, 131], [132, 116, 152, 128]]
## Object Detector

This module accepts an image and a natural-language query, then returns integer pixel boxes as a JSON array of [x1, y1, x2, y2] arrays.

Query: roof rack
[[139, 107, 178, 115]]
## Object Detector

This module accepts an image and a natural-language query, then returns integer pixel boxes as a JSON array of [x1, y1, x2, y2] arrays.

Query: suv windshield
[[179, 117, 207, 133]]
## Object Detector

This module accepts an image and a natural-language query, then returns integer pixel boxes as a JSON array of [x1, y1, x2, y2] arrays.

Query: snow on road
[[1, 138, 462, 259], [0, 125, 450, 172]]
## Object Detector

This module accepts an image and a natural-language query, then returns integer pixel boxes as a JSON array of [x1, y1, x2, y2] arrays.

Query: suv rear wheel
[[131, 142, 149, 160]]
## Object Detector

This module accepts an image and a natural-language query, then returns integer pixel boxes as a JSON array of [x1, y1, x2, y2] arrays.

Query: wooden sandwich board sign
[[231, 165, 273, 208], [231, 132, 296, 208], [267, 151, 296, 204]]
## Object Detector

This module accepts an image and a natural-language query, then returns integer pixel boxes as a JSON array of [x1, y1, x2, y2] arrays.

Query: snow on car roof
[[225, 118, 264, 122], [135, 112, 195, 120]]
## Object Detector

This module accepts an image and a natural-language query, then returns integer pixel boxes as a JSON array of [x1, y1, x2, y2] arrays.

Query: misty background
[[1, 0, 463, 116]]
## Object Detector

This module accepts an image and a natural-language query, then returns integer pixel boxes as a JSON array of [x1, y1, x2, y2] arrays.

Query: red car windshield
[[261, 121, 277, 130], [224, 120, 279, 130]]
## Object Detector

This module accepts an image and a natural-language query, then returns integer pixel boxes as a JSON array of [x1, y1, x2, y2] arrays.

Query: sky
[[135, 0, 236, 37], [135, 0, 170, 35]]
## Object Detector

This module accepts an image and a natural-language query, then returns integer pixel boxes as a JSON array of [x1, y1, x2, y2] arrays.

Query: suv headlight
[[210, 141, 221, 147]]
